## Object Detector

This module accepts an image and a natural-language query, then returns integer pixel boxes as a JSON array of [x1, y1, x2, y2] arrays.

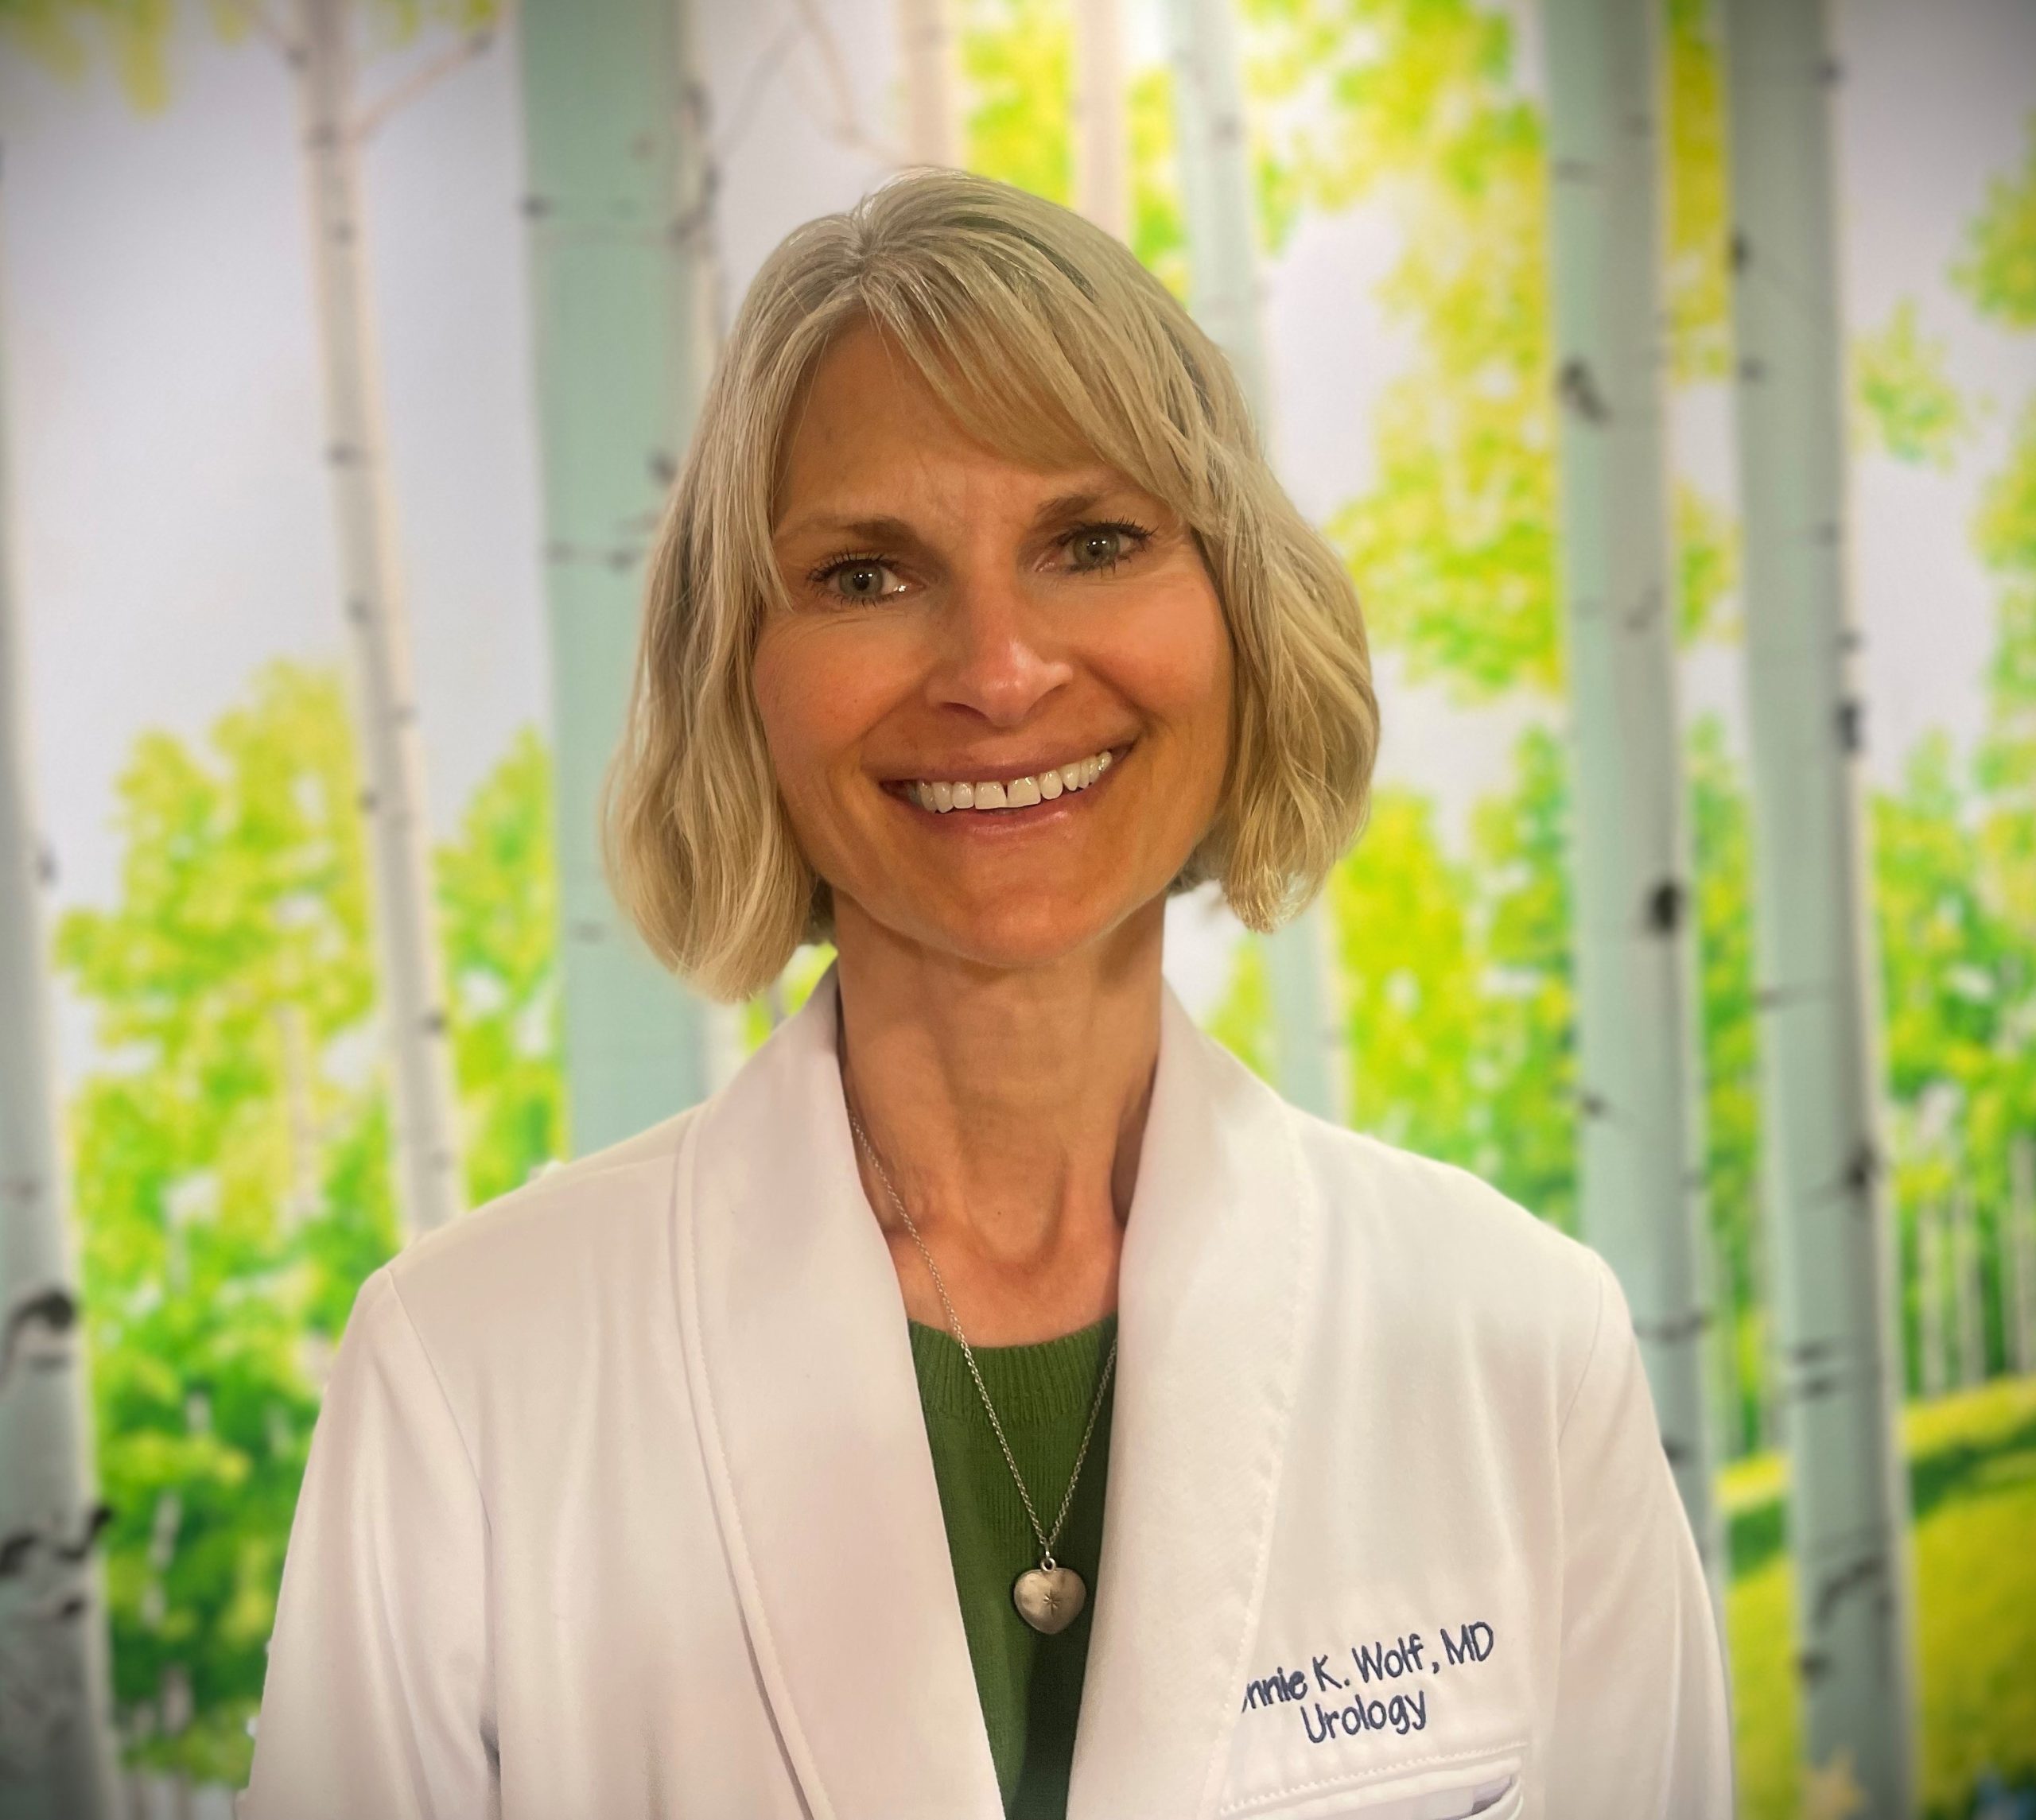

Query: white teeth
[[907, 748, 1118, 813]]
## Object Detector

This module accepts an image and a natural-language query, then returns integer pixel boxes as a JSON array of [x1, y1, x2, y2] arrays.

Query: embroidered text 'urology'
[[1238, 1620, 1498, 1747]]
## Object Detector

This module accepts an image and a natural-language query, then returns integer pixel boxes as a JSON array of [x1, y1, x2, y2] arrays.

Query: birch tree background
[[0, 0, 2030, 1814]]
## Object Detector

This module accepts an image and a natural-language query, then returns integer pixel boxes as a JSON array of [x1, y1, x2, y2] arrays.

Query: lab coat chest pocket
[[1220, 1748, 1525, 1820]]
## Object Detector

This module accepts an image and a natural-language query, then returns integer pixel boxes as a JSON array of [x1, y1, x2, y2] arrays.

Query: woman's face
[[756, 321, 1234, 974]]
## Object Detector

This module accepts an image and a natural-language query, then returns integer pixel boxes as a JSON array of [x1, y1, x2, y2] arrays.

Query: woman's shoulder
[[365, 1106, 705, 1387], [1280, 1109, 1613, 1390]]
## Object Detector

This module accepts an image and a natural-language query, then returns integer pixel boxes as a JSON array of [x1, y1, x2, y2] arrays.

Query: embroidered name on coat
[[1238, 1620, 1496, 1746]]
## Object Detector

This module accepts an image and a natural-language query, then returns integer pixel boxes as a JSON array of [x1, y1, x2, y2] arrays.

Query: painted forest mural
[[0, 0, 2030, 1814]]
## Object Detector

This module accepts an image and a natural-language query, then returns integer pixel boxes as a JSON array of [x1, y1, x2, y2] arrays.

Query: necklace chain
[[846, 1104, 1117, 1570]]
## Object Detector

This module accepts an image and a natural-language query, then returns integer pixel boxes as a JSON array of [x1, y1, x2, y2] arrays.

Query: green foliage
[[1663, 0, 1731, 385], [56, 666, 388, 1776], [1676, 478, 1739, 642], [1952, 111, 2036, 329], [959, 0, 1073, 208], [1724, 1378, 2036, 1819], [1854, 300, 1973, 470], [56, 664, 561, 1779], [0, 0, 175, 107], [1211, 724, 1579, 1233], [1240, 0, 1736, 697], [1688, 716, 1763, 1453], [1323, 790, 1482, 1163], [437, 726, 564, 1205]]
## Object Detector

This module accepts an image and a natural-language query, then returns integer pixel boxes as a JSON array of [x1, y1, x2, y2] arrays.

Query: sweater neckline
[[907, 1312, 1118, 1422]]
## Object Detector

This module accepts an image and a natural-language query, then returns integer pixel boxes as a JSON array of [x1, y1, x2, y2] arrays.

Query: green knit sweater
[[908, 1314, 1117, 1820]]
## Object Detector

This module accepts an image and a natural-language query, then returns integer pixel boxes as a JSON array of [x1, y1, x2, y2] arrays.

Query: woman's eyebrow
[[775, 479, 1144, 549]]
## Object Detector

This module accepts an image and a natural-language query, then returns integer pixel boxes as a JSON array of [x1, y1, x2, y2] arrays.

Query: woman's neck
[[831, 897, 1164, 1345]]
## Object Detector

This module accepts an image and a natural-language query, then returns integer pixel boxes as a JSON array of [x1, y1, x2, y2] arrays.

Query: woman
[[243, 169, 1731, 1819]]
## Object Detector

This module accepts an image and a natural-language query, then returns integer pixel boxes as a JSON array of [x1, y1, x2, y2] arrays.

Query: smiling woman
[[243, 169, 1731, 1820]]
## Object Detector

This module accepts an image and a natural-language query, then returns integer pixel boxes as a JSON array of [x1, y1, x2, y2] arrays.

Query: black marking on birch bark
[[0, 1170, 46, 1206], [1789, 1372, 1843, 1403], [327, 440, 362, 467], [1837, 697, 1865, 753], [1754, 980, 1819, 1010], [1812, 1553, 1884, 1627], [1819, 56, 1844, 85], [1739, 355, 1766, 385], [1551, 156, 1592, 183], [421, 1009, 448, 1037], [332, 221, 357, 247], [1661, 1435, 1691, 1468], [52, 1503, 112, 1565], [1730, 230, 1750, 273], [1815, 519, 1843, 546], [36, 839, 57, 887], [1644, 878, 1686, 934], [391, 700, 418, 728], [344, 594, 372, 625], [356, 787, 379, 814], [1, 1286, 79, 1392], [1789, 1338, 1840, 1365], [305, 124, 342, 153], [648, 450, 678, 488], [1797, 1647, 1831, 1685], [1577, 1089, 1610, 1120], [1556, 359, 1610, 425], [1637, 1309, 1710, 1345], [1842, 1139, 1880, 1198], [520, 192, 553, 219]]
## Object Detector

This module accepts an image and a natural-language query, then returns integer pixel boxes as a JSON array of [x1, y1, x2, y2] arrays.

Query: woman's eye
[[818, 559, 903, 601], [1067, 523, 1148, 572]]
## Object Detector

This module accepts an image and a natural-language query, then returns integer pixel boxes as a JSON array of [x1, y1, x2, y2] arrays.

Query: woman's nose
[[927, 569, 1074, 727]]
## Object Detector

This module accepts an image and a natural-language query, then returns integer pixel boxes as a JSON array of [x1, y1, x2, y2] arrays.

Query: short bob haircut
[[607, 168, 1379, 1004]]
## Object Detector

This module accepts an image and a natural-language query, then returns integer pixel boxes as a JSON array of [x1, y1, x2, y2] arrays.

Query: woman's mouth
[[882, 744, 1128, 817]]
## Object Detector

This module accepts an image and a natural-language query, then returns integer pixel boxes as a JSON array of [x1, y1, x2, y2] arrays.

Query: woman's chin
[[848, 887, 1163, 977]]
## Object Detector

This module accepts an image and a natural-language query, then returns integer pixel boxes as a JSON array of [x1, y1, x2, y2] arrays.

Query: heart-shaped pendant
[[1012, 1563, 1087, 1635]]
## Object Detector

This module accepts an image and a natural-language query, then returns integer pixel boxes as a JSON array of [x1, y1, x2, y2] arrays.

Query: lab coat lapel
[[1067, 982, 1323, 1820], [671, 966, 1004, 1820]]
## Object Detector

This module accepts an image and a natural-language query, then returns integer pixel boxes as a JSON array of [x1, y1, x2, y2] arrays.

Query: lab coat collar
[[671, 961, 1321, 1820]]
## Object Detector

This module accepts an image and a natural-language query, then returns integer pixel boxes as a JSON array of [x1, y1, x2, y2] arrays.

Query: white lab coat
[[240, 963, 1731, 1820]]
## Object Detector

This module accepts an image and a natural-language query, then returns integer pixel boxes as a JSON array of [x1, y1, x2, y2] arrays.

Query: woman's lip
[[881, 743, 1133, 816], [879, 743, 1134, 797], [878, 743, 1134, 792]]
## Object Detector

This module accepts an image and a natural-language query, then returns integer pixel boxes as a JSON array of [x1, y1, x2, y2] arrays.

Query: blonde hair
[[607, 168, 1379, 1003]]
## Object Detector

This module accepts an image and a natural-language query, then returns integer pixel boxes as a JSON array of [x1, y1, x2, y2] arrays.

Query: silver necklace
[[846, 1104, 1117, 1636]]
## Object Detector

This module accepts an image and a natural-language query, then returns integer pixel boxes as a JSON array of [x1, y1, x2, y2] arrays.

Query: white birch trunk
[[0, 183, 120, 1820], [1161, 0, 1343, 1123], [2012, 1134, 2035, 1375], [1071, 0, 1129, 241], [1541, 0, 1724, 1623], [1720, 0, 1915, 1803], [515, 0, 721, 1150], [290, 0, 464, 1239], [897, 0, 960, 167]]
